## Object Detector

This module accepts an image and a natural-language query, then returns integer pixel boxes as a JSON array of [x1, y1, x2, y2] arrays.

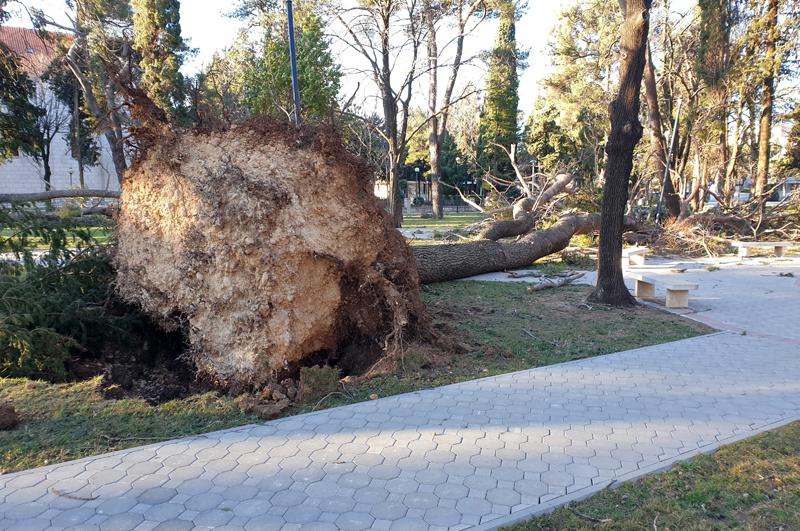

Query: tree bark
[[64, 34, 127, 184], [643, 42, 680, 218], [425, 5, 443, 219], [0, 189, 120, 203], [589, 0, 651, 306], [754, 0, 778, 199]]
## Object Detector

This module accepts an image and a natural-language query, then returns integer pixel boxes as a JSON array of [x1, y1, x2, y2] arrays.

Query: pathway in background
[[1, 258, 799, 531]]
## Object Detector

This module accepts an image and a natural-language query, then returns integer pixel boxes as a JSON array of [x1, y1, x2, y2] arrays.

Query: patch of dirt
[[0, 402, 19, 430]]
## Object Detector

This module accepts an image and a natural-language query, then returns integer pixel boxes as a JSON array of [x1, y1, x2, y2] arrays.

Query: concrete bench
[[629, 273, 698, 309], [622, 247, 649, 270], [731, 241, 793, 258]]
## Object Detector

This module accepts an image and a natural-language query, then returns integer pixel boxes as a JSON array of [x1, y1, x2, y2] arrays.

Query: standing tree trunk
[[643, 42, 680, 218], [590, 0, 651, 306], [754, 0, 778, 199], [424, 0, 481, 220], [425, 5, 443, 219]]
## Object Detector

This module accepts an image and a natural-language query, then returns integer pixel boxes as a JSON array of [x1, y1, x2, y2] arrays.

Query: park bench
[[622, 246, 649, 270], [731, 240, 793, 259], [629, 273, 698, 309]]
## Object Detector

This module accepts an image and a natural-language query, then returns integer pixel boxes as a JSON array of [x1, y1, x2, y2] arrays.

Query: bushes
[[0, 207, 140, 381]]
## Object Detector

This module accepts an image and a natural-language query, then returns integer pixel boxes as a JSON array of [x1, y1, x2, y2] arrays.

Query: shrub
[[560, 249, 596, 269], [0, 207, 142, 381]]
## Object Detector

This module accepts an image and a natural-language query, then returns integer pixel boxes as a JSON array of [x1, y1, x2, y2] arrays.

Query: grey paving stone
[[151, 519, 194, 531], [97, 512, 145, 530], [403, 492, 438, 510], [370, 501, 408, 520], [335, 511, 375, 530], [352, 486, 390, 504], [486, 488, 521, 507], [193, 508, 234, 527], [50, 507, 96, 527], [138, 487, 178, 505], [144, 502, 185, 521], [243, 514, 285, 530], [283, 505, 321, 524], [424, 507, 462, 526]]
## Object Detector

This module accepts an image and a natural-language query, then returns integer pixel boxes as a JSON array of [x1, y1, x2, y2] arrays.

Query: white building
[[0, 27, 119, 196]]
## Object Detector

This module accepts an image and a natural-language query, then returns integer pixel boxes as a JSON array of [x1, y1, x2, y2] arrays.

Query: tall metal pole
[[287, 0, 301, 127], [656, 97, 683, 222]]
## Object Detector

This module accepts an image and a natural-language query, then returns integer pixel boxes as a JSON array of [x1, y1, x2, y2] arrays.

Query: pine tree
[[246, 10, 340, 122], [132, 0, 188, 122], [0, 2, 42, 160], [477, 0, 520, 180], [781, 103, 800, 173]]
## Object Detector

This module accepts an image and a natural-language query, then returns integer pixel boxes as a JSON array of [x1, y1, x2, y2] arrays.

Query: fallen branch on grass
[[526, 272, 585, 291]]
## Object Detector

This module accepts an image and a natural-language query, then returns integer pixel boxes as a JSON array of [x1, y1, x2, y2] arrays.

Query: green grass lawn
[[0, 282, 711, 474], [506, 421, 800, 530], [401, 212, 486, 229], [0, 378, 257, 474]]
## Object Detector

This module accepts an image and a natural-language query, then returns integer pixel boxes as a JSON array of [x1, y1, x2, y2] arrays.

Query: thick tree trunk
[[413, 213, 605, 284], [0, 189, 120, 203], [643, 43, 680, 218], [754, 0, 778, 199], [590, 0, 651, 306], [426, 8, 443, 220], [724, 101, 742, 197]]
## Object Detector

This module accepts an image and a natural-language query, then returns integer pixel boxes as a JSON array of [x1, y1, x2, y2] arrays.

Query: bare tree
[[333, 0, 424, 227], [754, 0, 778, 199], [423, 0, 486, 218], [31, 79, 70, 192], [31, 1, 131, 183]]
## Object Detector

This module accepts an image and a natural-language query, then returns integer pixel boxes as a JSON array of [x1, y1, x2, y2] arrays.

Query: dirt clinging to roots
[[114, 122, 429, 388]]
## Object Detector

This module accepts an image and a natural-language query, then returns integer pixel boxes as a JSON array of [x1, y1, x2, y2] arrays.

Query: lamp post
[[414, 166, 421, 199], [287, 0, 301, 127]]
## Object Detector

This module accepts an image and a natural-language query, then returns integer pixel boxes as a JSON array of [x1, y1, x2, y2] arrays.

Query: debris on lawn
[[240, 397, 291, 420], [526, 271, 585, 292], [0, 402, 19, 430], [299, 365, 341, 404]]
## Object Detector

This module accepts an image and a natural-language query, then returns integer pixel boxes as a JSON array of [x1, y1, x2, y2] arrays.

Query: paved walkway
[[1, 258, 799, 531]]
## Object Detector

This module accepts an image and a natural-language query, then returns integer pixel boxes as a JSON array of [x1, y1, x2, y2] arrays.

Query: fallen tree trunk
[[0, 189, 120, 203], [476, 173, 577, 241], [415, 213, 618, 283]]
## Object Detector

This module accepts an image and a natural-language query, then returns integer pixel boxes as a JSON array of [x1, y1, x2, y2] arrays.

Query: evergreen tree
[[535, 0, 618, 182], [523, 99, 578, 175], [245, 9, 340, 122], [0, 2, 42, 160], [477, 0, 520, 180], [132, 0, 189, 122], [781, 103, 800, 174]]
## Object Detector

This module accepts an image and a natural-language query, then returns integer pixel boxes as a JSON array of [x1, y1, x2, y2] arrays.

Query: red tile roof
[[0, 26, 63, 76]]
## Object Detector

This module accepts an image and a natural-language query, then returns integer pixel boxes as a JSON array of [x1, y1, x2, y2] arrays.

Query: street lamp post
[[287, 0, 301, 127]]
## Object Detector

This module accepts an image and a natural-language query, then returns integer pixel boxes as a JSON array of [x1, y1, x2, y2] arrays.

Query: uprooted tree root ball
[[114, 122, 430, 388]]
